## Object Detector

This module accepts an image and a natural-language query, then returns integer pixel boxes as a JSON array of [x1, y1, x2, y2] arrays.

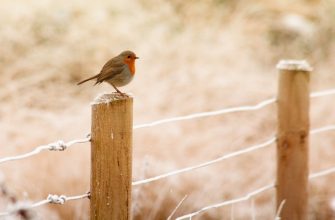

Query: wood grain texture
[[90, 93, 133, 220], [276, 61, 311, 220]]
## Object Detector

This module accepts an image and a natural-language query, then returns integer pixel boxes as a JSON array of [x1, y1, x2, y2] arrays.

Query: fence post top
[[276, 60, 313, 72], [91, 93, 133, 105]]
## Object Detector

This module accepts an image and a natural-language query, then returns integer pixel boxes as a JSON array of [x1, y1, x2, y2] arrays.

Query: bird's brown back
[[95, 55, 126, 84]]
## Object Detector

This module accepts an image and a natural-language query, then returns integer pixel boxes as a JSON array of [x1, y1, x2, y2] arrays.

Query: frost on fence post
[[90, 93, 133, 220], [276, 60, 311, 220]]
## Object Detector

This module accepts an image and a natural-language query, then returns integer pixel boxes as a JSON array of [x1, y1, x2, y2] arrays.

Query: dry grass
[[0, 0, 335, 219]]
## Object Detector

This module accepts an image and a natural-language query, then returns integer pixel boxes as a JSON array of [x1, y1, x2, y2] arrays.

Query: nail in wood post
[[276, 60, 312, 220], [91, 93, 133, 220]]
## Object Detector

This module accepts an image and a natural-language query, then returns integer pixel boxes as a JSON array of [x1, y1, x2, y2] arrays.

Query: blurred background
[[0, 0, 335, 219]]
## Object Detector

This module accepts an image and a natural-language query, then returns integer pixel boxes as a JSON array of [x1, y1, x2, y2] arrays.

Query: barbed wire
[[2, 163, 334, 218], [132, 137, 276, 186], [0, 87, 333, 217], [3, 122, 332, 168], [175, 164, 335, 220], [0, 134, 91, 164], [133, 97, 276, 129], [2, 88, 332, 166], [1, 162, 334, 218], [0, 192, 90, 217], [133, 87, 335, 130], [175, 183, 275, 220], [133, 124, 335, 186]]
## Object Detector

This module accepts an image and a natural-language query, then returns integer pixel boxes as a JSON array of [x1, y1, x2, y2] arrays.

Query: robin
[[77, 50, 139, 94]]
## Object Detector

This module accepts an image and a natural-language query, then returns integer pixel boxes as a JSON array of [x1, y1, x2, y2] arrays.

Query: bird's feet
[[111, 84, 129, 97], [116, 90, 129, 97]]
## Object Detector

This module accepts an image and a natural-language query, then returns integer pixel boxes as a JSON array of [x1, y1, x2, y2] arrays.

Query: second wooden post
[[91, 93, 133, 220], [276, 60, 311, 220]]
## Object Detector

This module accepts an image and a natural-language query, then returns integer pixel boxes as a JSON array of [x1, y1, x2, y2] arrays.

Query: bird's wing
[[96, 57, 125, 83]]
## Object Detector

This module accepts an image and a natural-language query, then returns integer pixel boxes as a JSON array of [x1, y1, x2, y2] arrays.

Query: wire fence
[[0, 135, 91, 164], [133, 124, 335, 186], [2, 160, 335, 218], [1, 88, 334, 166], [0, 193, 90, 217], [133, 88, 335, 129], [0, 87, 334, 218], [175, 165, 335, 220]]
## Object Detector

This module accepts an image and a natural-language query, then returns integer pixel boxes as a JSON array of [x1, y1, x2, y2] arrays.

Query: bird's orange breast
[[124, 59, 136, 75]]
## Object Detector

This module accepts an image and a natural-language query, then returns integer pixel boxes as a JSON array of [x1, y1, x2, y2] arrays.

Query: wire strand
[[132, 137, 276, 186], [175, 184, 275, 220], [310, 125, 335, 134], [133, 124, 335, 186], [1, 88, 334, 165], [0, 192, 90, 216], [1, 163, 334, 218], [310, 88, 335, 98], [133, 97, 276, 129], [0, 88, 334, 217], [133, 87, 335, 130], [175, 163, 335, 220], [309, 166, 335, 179], [0, 123, 334, 217], [0, 135, 91, 164]]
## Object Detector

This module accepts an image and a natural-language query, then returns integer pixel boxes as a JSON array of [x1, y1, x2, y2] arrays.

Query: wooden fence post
[[276, 60, 312, 220], [90, 93, 133, 220]]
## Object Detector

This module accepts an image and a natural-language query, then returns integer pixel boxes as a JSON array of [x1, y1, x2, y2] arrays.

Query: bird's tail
[[77, 74, 99, 85]]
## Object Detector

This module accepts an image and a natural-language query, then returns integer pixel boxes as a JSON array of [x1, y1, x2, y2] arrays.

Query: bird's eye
[[127, 55, 131, 58]]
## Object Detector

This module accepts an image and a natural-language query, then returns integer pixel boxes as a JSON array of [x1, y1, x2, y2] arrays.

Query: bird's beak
[[135, 56, 139, 59]]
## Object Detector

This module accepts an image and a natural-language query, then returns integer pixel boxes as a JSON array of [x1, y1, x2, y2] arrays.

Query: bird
[[77, 50, 139, 94]]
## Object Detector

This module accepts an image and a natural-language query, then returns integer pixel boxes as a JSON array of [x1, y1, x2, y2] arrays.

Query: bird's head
[[120, 50, 139, 75], [120, 50, 139, 63]]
